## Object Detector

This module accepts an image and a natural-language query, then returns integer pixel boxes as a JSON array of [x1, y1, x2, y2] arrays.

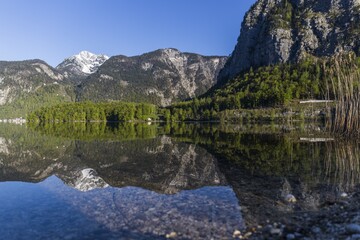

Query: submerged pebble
[[166, 232, 177, 238], [286, 233, 296, 240], [285, 194, 297, 203], [346, 224, 360, 234], [270, 228, 282, 235], [351, 234, 360, 239], [312, 226, 322, 234], [233, 230, 241, 238], [244, 232, 252, 238], [341, 193, 349, 198]]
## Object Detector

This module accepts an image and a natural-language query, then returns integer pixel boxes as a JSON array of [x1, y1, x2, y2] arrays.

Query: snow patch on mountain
[[56, 51, 109, 78]]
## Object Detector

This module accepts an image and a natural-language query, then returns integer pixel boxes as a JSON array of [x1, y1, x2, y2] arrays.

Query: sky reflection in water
[[0, 176, 243, 240]]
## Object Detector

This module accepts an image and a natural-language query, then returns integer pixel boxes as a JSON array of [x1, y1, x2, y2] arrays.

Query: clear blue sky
[[0, 0, 256, 66]]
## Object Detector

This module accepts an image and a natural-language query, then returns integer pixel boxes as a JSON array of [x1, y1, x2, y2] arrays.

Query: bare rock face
[[219, 0, 360, 82], [0, 60, 68, 106], [77, 48, 227, 106]]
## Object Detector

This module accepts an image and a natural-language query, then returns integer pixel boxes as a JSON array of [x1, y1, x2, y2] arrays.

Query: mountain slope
[[218, 0, 360, 83], [56, 51, 109, 83], [77, 48, 227, 106], [0, 60, 74, 118]]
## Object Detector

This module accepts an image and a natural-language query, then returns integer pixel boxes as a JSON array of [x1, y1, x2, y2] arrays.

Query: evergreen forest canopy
[[27, 101, 157, 123], [26, 53, 360, 123]]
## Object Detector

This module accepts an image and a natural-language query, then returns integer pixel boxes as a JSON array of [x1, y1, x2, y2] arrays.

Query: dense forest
[[27, 101, 158, 123]]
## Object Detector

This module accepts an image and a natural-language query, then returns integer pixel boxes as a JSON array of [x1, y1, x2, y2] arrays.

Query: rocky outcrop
[[219, 0, 360, 82], [77, 48, 227, 106], [0, 60, 67, 106]]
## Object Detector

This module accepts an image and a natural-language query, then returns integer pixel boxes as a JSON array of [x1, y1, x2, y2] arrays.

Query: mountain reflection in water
[[0, 177, 242, 239], [0, 122, 360, 239]]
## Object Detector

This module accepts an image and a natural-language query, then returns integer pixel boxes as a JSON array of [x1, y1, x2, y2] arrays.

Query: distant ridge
[[77, 48, 227, 106]]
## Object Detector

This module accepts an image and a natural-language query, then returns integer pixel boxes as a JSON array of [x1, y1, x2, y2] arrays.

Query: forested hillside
[[165, 55, 360, 121]]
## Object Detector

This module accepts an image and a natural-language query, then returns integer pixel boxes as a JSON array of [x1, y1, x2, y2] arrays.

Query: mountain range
[[76, 48, 227, 106], [0, 49, 226, 117], [1, 0, 360, 118]]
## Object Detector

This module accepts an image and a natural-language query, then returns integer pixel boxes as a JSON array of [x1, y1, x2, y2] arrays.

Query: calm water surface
[[0, 123, 359, 239]]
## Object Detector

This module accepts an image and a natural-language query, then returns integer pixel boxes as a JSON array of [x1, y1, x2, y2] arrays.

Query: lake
[[0, 122, 359, 239]]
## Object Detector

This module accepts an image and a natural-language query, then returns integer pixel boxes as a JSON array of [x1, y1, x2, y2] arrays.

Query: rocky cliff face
[[77, 48, 227, 106], [219, 0, 360, 82], [0, 60, 74, 117], [0, 60, 65, 105]]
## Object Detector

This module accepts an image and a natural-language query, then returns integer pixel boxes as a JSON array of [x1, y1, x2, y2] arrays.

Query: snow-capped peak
[[70, 51, 109, 74], [77, 50, 105, 61], [56, 50, 110, 76], [72, 168, 109, 192]]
